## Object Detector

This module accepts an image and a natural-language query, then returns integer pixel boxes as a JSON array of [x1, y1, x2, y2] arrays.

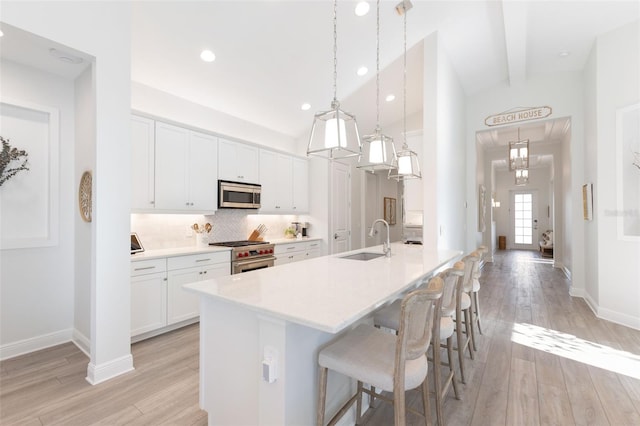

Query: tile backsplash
[[131, 211, 312, 250]]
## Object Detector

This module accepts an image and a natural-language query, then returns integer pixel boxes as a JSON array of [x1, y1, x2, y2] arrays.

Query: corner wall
[[592, 21, 640, 329]]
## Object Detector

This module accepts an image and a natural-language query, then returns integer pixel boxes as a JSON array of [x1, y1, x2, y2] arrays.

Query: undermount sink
[[339, 252, 386, 261]]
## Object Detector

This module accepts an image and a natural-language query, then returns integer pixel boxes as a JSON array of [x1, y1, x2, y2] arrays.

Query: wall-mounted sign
[[485, 106, 552, 127]]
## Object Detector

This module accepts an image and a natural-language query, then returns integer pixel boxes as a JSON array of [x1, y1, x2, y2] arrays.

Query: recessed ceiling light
[[301, 103, 311, 111], [200, 49, 216, 62], [49, 48, 83, 64], [385, 94, 396, 102], [558, 50, 571, 58], [0, 29, 4, 37], [355, 2, 370, 17], [357, 66, 368, 76]]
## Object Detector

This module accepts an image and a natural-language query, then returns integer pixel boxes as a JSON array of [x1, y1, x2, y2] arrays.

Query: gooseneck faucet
[[369, 219, 391, 257]]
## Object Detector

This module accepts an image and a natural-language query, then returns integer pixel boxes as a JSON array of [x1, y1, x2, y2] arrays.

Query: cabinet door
[[217, 138, 238, 181], [237, 144, 259, 183], [131, 272, 167, 336], [167, 267, 202, 325], [188, 131, 217, 212], [292, 157, 309, 213], [259, 150, 278, 212], [275, 154, 293, 211], [131, 115, 155, 210], [218, 138, 259, 183], [155, 122, 189, 210]]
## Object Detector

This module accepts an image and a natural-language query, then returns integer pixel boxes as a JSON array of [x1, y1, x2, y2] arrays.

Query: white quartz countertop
[[130, 245, 231, 261], [269, 236, 322, 245], [184, 243, 461, 334]]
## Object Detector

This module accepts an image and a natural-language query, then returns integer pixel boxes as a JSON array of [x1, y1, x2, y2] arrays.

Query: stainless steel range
[[209, 240, 276, 274]]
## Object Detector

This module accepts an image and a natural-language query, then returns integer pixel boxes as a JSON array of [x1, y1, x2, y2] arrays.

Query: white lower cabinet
[[131, 250, 230, 339], [131, 258, 167, 337], [274, 240, 321, 266], [167, 253, 231, 325]]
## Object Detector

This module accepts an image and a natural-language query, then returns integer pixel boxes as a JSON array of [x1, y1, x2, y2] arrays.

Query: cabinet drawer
[[168, 251, 230, 270], [275, 242, 304, 255], [131, 258, 167, 277], [306, 241, 321, 251]]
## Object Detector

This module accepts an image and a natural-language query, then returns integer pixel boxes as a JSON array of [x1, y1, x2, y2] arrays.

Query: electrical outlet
[[185, 226, 193, 238]]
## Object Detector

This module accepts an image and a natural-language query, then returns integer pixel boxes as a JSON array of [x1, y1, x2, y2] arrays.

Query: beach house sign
[[485, 106, 552, 127]]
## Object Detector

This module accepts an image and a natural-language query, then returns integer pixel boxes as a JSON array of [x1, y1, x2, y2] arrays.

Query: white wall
[[73, 65, 94, 353], [3, 1, 134, 383], [435, 36, 467, 252], [132, 83, 295, 153], [591, 21, 640, 328], [0, 60, 75, 358]]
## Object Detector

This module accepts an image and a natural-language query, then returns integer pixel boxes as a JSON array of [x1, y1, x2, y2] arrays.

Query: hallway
[[1, 251, 639, 425], [363, 250, 640, 425]]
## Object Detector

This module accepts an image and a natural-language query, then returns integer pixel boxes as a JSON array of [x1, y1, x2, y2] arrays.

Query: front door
[[510, 190, 538, 250], [330, 161, 351, 254]]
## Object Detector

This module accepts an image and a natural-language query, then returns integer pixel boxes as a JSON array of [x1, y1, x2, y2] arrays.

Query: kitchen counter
[[185, 243, 461, 425], [130, 245, 231, 261], [268, 236, 322, 245], [186, 242, 459, 333]]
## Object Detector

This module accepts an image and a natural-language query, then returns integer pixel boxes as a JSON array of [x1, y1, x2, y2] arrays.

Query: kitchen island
[[184, 242, 461, 425]]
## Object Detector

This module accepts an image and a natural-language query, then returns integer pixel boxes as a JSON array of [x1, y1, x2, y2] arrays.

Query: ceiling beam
[[502, 0, 528, 86]]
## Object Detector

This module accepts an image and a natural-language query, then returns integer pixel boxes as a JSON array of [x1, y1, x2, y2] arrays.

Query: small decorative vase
[[196, 233, 209, 247]]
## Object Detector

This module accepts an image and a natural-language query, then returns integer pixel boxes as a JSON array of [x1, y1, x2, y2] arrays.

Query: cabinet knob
[[203, 270, 207, 274], [150, 201, 155, 205], [238, 175, 244, 179], [186, 202, 190, 206]]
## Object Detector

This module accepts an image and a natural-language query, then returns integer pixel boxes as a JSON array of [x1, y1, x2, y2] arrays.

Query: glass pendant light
[[307, 0, 362, 160], [508, 128, 529, 171], [389, 0, 421, 181], [358, 0, 396, 173]]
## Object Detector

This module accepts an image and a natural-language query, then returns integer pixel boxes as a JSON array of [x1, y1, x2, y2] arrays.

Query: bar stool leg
[[447, 335, 461, 400], [473, 291, 483, 335], [464, 308, 475, 359], [356, 381, 363, 425], [317, 366, 328, 426], [421, 375, 432, 426]]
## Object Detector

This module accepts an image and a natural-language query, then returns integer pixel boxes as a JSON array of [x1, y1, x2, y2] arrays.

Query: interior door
[[510, 190, 538, 250], [330, 161, 351, 254]]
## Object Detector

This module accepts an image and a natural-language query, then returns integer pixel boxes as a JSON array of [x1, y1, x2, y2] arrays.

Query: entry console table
[[185, 243, 461, 425]]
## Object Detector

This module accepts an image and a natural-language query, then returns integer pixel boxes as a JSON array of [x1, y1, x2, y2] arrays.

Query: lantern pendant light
[[389, 0, 421, 181], [358, 0, 396, 172], [508, 128, 529, 171], [515, 168, 529, 185], [307, 0, 362, 160]]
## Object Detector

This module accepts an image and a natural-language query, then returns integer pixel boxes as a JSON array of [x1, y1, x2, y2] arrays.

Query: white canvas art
[[616, 102, 640, 240]]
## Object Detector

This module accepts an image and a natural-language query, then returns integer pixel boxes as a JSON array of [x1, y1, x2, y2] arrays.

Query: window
[[514, 193, 533, 244]]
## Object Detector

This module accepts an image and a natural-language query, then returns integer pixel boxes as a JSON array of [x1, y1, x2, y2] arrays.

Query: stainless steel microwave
[[218, 180, 261, 209]]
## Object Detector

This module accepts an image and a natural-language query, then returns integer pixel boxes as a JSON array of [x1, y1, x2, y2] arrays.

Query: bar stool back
[[316, 277, 444, 426]]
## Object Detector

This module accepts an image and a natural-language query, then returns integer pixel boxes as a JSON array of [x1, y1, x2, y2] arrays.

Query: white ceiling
[[129, 0, 639, 141], [1, 1, 638, 144]]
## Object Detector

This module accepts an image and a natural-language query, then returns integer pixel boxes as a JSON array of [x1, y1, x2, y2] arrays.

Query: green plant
[[0, 136, 29, 187]]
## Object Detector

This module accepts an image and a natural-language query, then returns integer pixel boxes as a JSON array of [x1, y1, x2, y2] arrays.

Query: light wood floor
[[1, 250, 640, 425]]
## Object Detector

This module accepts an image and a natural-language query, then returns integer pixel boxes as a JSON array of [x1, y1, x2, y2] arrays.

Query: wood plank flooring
[[1, 250, 639, 425]]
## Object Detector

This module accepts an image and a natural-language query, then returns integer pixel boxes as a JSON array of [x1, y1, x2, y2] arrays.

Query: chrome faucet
[[369, 219, 391, 257]]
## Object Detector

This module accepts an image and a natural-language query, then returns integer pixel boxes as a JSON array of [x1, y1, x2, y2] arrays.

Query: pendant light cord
[[375, 0, 380, 131], [333, 0, 338, 103], [402, 6, 408, 148]]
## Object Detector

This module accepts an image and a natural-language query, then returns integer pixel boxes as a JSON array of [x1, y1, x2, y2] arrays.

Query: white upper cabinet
[[292, 157, 309, 213], [218, 138, 259, 183], [154, 121, 217, 213], [259, 150, 308, 214], [131, 115, 156, 211]]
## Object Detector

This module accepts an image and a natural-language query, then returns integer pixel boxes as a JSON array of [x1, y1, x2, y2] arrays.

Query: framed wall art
[[384, 197, 396, 225], [0, 98, 59, 249]]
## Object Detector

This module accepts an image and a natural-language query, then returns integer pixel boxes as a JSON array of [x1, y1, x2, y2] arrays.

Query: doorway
[[330, 161, 351, 254], [510, 190, 538, 250]]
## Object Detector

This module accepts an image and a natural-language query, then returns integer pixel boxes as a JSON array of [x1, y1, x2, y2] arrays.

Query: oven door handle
[[234, 256, 276, 267]]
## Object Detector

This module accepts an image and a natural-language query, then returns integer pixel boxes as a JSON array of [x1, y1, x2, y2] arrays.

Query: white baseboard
[[561, 265, 572, 280], [0, 328, 73, 361], [598, 306, 640, 331], [582, 292, 599, 316], [86, 354, 134, 385], [72, 329, 90, 357]]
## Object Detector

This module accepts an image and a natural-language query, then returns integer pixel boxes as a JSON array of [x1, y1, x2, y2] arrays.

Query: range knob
[[237, 252, 244, 258]]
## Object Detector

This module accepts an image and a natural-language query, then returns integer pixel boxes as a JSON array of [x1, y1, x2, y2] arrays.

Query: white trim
[[86, 354, 134, 385], [72, 329, 91, 357], [0, 328, 72, 360], [582, 292, 599, 317], [598, 307, 640, 331], [561, 265, 572, 280]]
